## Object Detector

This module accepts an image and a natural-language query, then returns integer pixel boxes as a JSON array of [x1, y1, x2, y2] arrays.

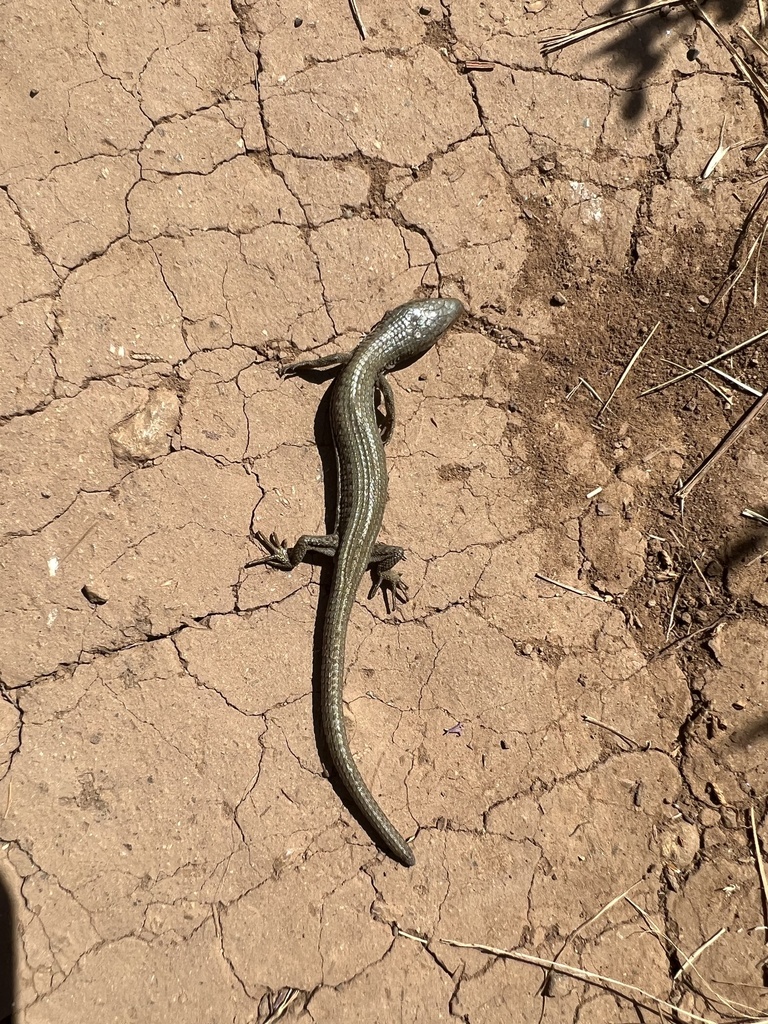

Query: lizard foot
[[246, 531, 292, 570], [368, 568, 409, 613]]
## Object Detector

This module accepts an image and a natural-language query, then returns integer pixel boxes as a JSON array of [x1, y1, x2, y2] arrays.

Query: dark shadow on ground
[[0, 862, 17, 1024], [569, 0, 750, 119]]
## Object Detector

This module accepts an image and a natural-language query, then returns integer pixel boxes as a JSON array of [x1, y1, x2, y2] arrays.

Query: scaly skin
[[252, 298, 464, 865]]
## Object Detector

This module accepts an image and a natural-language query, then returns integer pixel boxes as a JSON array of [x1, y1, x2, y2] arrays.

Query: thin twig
[[745, 546, 768, 568], [534, 573, 612, 603], [641, 329, 768, 397], [396, 928, 428, 944], [348, 0, 366, 39], [675, 385, 768, 501], [651, 613, 729, 661], [597, 322, 659, 421], [581, 715, 644, 749], [691, 553, 715, 596], [60, 521, 99, 564]]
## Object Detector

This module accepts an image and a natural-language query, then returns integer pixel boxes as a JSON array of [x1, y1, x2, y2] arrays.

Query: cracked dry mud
[[1, 0, 768, 1021]]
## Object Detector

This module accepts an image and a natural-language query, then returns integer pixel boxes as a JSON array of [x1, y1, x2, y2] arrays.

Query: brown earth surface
[[1, 0, 768, 1021]]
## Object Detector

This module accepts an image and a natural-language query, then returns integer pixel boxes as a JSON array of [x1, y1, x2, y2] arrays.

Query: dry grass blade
[[675, 385, 768, 501], [750, 806, 768, 944], [743, 508, 768, 526], [753, 220, 768, 305], [674, 929, 726, 979], [534, 573, 611, 602], [641, 329, 768, 397], [626, 897, 760, 1017], [662, 358, 733, 405], [690, 0, 768, 108], [712, 178, 768, 305], [566, 377, 604, 403], [701, 115, 733, 179], [541, 0, 686, 55], [741, 23, 768, 60], [692, 551, 715, 596], [438, 937, 740, 1024], [263, 989, 300, 1023], [666, 565, 690, 639], [701, 363, 762, 398], [597, 321, 659, 421], [582, 715, 644, 749], [543, 880, 643, 995], [581, 378, 603, 402], [745, 545, 768, 568]]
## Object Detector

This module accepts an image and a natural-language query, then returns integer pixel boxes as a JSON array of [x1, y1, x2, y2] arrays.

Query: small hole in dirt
[[29, 89, 39, 98]]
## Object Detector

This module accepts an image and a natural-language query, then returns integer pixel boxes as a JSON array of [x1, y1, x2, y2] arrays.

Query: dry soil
[[1, 0, 767, 1022]]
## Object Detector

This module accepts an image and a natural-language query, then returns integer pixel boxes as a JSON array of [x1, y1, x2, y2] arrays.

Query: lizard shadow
[[0, 865, 16, 1023], [290, 368, 409, 859], [711, 507, 768, 587]]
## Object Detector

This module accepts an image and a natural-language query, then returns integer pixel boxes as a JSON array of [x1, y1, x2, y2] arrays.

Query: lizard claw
[[246, 530, 293, 570]]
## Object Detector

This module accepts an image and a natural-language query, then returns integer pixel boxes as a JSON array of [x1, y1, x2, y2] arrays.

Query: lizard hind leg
[[246, 531, 339, 570]]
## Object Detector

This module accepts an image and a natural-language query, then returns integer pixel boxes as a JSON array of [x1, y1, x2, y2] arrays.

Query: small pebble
[[551, 291, 567, 307], [521, 643, 534, 656], [697, 294, 710, 305], [540, 158, 555, 173], [596, 502, 613, 516], [720, 806, 738, 828]]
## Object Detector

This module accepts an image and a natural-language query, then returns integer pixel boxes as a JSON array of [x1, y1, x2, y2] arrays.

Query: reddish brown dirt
[[1, 0, 767, 1021]]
